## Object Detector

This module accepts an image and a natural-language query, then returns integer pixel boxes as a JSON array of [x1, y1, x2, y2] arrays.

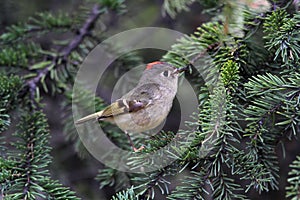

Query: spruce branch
[[0, 74, 22, 132], [61, 4, 103, 60], [162, 0, 196, 18], [167, 170, 210, 200], [286, 156, 300, 199], [1, 1, 299, 199], [0, 111, 80, 199], [0, 12, 73, 44], [25, 4, 103, 108], [111, 186, 138, 200]]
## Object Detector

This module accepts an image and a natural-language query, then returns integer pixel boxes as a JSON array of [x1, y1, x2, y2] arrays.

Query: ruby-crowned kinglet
[[75, 61, 187, 151]]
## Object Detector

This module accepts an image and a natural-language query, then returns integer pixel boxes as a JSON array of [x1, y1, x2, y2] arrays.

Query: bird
[[75, 61, 187, 151]]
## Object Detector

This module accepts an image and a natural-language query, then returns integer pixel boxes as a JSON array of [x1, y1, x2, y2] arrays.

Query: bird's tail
[[75, 111, 103, 124]]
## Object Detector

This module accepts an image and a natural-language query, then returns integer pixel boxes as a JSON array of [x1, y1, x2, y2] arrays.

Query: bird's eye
[[162, 70, 169, 77]]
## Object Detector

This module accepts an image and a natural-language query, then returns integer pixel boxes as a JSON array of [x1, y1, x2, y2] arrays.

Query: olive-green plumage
[[76, 61, 186, 150]]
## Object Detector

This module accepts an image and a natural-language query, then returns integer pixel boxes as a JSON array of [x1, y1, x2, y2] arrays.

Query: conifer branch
[[1, 0, 300, 199], [61, 4, 102, 60], [26, 4, 103, 108]]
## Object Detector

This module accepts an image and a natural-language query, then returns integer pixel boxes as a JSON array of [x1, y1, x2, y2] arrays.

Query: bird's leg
[[125, 131, 144, 152]]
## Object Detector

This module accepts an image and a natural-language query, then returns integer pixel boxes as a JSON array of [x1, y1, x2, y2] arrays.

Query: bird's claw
[[133, 146, 145, 152]]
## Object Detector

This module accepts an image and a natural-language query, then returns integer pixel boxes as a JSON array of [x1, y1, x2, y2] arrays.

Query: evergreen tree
[[1, 0, 300, 199]]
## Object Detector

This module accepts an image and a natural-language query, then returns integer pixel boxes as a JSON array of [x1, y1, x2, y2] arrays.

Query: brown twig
[[26, 4, 102, 108]]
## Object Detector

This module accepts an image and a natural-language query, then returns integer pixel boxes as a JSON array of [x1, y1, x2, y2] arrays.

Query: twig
[[190, 42, 220, 65], [61, 5, 102, 59], [26, 4, 102, 108]]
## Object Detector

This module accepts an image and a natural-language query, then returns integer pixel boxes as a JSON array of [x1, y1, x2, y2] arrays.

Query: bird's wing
[[123, 83, 162, 101], [75, 83, 161, 124], [75, 99, 147, 124], [99, 99, 150, 119], [100, 83, 162, 118]]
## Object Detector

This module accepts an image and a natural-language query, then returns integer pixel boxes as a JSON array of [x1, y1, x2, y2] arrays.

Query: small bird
[[75, 61, 187, 151]]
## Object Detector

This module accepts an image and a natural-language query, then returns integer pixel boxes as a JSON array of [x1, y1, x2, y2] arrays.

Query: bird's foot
[[133, 146, 145, 152]]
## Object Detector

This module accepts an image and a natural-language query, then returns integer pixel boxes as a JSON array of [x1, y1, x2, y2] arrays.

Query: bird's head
[[139, 61, 187, 90]]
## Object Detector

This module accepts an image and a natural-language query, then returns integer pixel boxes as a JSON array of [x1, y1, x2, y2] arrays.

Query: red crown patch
[[146, 61, 163, 70]]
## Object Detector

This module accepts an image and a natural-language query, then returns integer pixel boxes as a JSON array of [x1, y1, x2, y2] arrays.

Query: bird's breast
[[113, 100, 172, 133]]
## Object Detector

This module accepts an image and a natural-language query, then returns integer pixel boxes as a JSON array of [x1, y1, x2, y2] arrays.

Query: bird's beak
[[172, 65, 189, 75]]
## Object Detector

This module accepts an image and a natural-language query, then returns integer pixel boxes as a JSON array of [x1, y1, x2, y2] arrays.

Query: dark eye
[[162, 70, 169, 77]]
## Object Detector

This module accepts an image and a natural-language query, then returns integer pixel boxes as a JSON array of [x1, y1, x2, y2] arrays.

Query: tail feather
[[75, 111, 103, 124]]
